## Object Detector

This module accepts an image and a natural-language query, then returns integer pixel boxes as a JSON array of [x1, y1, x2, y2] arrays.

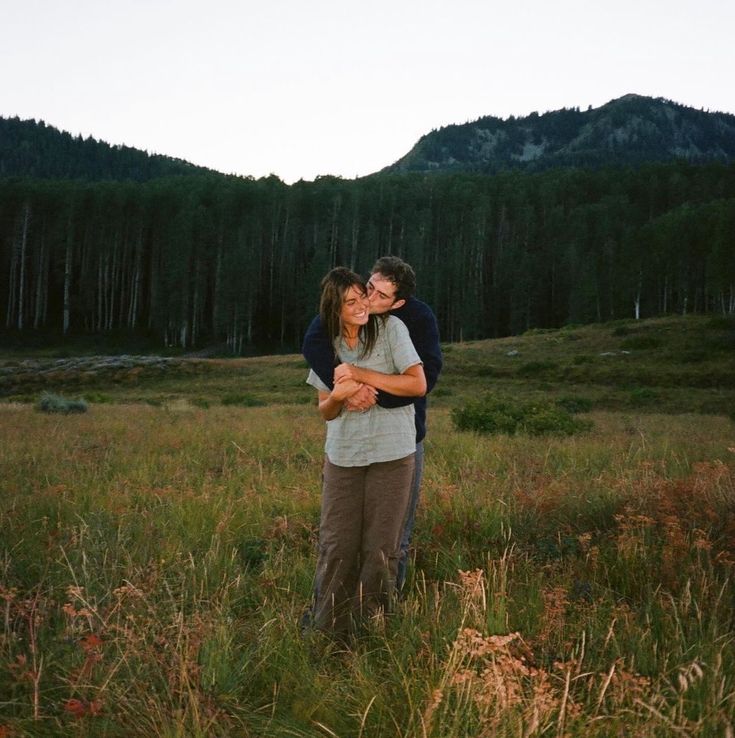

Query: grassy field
[[1, 315, 734, 736]]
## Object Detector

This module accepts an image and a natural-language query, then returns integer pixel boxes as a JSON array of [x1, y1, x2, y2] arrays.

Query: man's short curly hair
[[371, 256, 416, 301]]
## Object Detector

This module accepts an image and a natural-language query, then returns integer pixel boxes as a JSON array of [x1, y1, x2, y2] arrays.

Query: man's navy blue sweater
[[301, 296, 443, 443]]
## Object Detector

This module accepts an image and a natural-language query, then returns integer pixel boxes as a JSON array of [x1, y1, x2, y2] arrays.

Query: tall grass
[[1, 403, 734, 736]]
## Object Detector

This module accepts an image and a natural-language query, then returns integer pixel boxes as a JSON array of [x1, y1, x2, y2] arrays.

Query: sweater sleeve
[[377, 300, 443, 408], [301, 314, 336, 390]]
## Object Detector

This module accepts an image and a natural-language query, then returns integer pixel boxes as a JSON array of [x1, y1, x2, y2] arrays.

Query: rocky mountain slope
[[384, 94, 735, 174]]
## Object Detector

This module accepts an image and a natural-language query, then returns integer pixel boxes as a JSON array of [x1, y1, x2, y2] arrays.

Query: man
[[302, 255, 442, 591]]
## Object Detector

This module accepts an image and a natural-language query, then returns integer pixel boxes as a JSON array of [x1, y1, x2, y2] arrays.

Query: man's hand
[[344, 384, 378, 412]]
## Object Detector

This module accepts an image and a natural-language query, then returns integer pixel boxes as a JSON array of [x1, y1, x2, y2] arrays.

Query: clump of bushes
[[451, 396, 592, 436], [517, 360, 557, 377], [572, 354, 595, 365], [707, 315, 735, 330], [620, 335, 662, 350], [556, 396, 594, 414], [83, 391, 113, 403], [629, 387, 660, 406], [221, 393, 266, 407], [36, 392, 88, 414]]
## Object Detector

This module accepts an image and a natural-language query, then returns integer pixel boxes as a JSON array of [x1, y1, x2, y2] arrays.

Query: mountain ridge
[[0, 116, 216, 182], [382, 94, 735, 175], [3, 95, 735, 183]]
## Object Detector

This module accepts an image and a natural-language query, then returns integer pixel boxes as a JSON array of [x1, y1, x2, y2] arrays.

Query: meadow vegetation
[[1, 314, 734, 736]]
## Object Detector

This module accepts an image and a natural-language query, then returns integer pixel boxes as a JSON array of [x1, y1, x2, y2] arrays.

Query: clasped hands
[[332, 362, 377, 412]]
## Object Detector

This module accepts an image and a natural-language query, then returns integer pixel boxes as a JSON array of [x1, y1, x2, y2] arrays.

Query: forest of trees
[[1, 161, 734, 353], [0, 116, 213, 182]]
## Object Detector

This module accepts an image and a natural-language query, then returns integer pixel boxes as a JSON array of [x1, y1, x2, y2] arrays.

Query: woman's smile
[[341, 285, 370, 328]]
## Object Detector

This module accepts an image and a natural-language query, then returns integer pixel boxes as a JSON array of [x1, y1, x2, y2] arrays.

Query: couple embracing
[[301, 256, 442, 638]]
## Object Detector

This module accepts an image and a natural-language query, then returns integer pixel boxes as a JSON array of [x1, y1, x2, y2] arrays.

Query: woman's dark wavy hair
[[319, 267, 380, 359]]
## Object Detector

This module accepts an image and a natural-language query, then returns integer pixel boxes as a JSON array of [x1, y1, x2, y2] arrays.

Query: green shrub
[[451, 396, 592, 436], [517, 360, 557, 376], [556, 396, 594, 414], [468, 364, 498, 377], [83, 391, 113, 403], [611, 324, 634, 336], [629, 387, 660, 405], [678, 349, 707, 363], [36, 392, 88, 414], [523, 327, 555, 336], [707, 315, 735, 330], [572, 354, 595, 365], [221, 393, 266, 407], [620, 335, 662, 350]]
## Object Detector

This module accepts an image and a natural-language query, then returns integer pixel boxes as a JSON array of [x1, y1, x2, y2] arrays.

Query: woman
[[306, 267, 426, 637]]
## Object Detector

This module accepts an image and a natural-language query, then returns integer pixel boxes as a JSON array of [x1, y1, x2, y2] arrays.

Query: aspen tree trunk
[[17, 203, 31, 331], [63, 240, 73, 335], [192, 272, 199, 347], [212, 237, 222, 338], [349, 204, 359, 270], [279, 208, 290, 345], [118, 237, 128, 331], [6, 237, 17, 329], [148, 242, 158, 330], [109, 241, 120, 330], [34, 236, 46, 329], [331, 197, 340, 267], [247, 297, 253, 345], [129, 230, 143, 329], [97, 258, 104, 332]]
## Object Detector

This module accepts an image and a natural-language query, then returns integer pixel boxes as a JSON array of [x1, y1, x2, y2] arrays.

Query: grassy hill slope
[[1, 314, 733, 418]]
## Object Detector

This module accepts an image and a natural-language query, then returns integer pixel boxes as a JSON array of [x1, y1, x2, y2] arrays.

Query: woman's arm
[[333, 362, 426, 397], [316, 377, 363, 420]]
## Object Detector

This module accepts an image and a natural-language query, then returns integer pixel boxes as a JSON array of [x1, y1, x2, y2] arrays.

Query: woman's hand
[[317, 378, 363, 421], [334, 362, 364, 384], [330, 376, 363, 402], [344, 384, 378, 412]]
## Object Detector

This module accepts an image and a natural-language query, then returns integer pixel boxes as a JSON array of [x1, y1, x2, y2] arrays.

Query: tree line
[[0, 116, 213, 182], [1, 161, 734, 353]]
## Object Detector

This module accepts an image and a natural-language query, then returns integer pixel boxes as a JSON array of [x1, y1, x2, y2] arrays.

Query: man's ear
[[390, 298, 406, 311]]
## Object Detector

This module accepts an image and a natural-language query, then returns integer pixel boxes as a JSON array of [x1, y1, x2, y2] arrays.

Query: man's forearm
[[375, 390, 414, 408], [345, 364, 427, 397]]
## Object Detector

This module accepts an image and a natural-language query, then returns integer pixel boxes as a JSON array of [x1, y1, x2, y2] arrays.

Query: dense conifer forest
[[0, 164, 735, 352], [1, 161, 733, 352]]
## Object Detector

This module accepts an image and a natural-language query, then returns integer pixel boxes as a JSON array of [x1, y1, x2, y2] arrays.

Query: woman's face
[[340, 284, 370, 329]]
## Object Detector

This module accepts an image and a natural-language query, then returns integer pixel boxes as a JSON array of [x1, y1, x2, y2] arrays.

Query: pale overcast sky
[[3, 0, 734, 183]]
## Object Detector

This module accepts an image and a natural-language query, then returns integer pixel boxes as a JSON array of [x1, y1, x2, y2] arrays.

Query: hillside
[[385, 94, 735, 175], [1, 315, 733, 419], [0, 116, 215, 181]]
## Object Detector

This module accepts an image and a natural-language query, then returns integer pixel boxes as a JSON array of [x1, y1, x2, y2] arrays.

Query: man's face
[[367, 273, 406, 315]]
